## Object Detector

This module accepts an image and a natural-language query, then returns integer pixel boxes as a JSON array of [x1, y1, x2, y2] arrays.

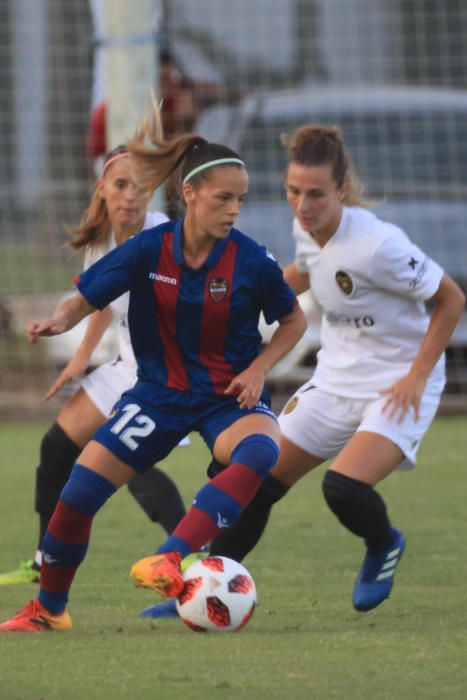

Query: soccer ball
[[176, 556, 257, 632]]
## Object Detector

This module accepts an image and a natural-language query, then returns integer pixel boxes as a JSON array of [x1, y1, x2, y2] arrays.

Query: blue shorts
[[92, 380, 277, 472]]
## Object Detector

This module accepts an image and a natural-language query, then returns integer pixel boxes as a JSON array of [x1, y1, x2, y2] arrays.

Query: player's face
[[286, 162, 346, 242], [184, 166, 248, 239], [98, 158, 152, 232]]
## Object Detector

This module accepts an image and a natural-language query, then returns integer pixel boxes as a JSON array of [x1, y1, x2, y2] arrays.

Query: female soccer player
[[0, 121, 306, 632], [0, 141, 187, 587], [208, 124, 465, 613]]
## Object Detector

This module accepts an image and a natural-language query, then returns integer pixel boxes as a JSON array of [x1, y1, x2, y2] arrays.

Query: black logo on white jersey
[[408, 257, 418, 269], [409, 257, 428, 289], [326, 311, 375, 329]]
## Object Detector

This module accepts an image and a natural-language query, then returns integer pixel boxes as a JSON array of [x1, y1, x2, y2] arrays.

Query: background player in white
[[0, 138, 189, 586], [209, 124, 465, 613]]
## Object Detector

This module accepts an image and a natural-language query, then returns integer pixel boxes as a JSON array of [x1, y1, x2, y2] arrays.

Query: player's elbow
[[74, 292, 97, 317], [454, 283, 466, 311], [441, 275, 466, 319]]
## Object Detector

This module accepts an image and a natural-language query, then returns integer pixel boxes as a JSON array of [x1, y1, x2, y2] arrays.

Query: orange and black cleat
[[0, 599, 72, 633], [130, 552, 183, 598]]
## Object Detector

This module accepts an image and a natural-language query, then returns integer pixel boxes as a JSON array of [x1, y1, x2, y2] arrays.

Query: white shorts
[[80, 358, 137, 417], [278, 378, 443, 470]]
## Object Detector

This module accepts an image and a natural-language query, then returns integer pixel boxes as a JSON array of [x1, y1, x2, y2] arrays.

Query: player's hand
[[45, 355, 90, 400], [26, 317, 68, 343], [224, 367, 267, 409], [379, 371, 427, 423]]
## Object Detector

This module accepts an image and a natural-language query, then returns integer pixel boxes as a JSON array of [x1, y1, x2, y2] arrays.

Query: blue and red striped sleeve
[[256, 248, 298, 324]]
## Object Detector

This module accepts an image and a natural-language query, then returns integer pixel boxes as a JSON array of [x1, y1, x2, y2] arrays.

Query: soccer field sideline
[[0, 418, 466, 700]]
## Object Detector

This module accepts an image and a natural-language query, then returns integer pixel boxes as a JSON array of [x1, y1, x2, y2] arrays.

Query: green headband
[[183, 157, 245, 184]]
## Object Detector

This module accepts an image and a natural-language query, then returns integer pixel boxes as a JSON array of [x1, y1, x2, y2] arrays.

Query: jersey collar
[[333, 206, 349, 242], [295, 206, 350, 248], [172, 218, 231, 269]]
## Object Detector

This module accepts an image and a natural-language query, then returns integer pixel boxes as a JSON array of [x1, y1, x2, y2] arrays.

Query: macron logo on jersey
[[149, 272, 177, 285]]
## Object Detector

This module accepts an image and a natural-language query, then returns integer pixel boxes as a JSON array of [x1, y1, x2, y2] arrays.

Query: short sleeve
[[76, 234, 140, 310], [369, 225, 444, 302], [256, 247, 297, 324]]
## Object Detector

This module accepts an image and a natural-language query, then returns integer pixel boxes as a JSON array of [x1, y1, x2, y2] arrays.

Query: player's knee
[[208, 458, 287, 505], [322, 470, 370, 515], [127, 470, 150, 497], [231, 434, 279, 479], [60, 464, 116, 515], [39, 422, 81, 471]]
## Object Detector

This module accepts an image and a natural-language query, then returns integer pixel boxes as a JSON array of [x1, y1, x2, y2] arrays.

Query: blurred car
[[195, 84, 467, 287], [196, 84, 467, 384]]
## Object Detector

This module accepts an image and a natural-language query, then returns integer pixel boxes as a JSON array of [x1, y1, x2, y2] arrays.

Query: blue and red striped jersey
[[76, 218, 297, 396]]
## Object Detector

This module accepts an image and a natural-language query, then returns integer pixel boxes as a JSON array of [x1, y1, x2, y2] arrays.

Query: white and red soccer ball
[[176, 556, 257, 632]]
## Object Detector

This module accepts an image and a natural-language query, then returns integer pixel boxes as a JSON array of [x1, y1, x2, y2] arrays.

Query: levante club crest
[[209, 278, 229, 303]]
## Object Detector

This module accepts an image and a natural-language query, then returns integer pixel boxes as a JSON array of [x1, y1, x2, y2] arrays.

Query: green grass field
[[0, 418, 466, 700]]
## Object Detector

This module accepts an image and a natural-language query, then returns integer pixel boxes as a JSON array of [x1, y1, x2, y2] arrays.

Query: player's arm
[[225, 305, 307, 409], [250, 304, 307, 374], [225, 250, 307, 408], [45, 306, 113, 399], [382, 273, 465, 421], [408, 273, 465, 381], [27, 292, 96, 344], [72, 306, 113, 364], [284, 263, 310, 295]]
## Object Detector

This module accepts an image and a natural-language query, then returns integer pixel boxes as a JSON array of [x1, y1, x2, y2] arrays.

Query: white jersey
[[83, 211, 168, 368], [293, 206, 445, 398]]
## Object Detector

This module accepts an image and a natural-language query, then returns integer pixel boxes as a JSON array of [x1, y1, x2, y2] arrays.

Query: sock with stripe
[[209, 472, 289, 561], [38, 464, 116, 614], [322, 470, 392, 552], [157, 434, 279, 558]]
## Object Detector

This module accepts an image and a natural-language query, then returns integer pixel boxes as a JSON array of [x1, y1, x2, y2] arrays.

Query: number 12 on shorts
[[110, 403, 156, 451]]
